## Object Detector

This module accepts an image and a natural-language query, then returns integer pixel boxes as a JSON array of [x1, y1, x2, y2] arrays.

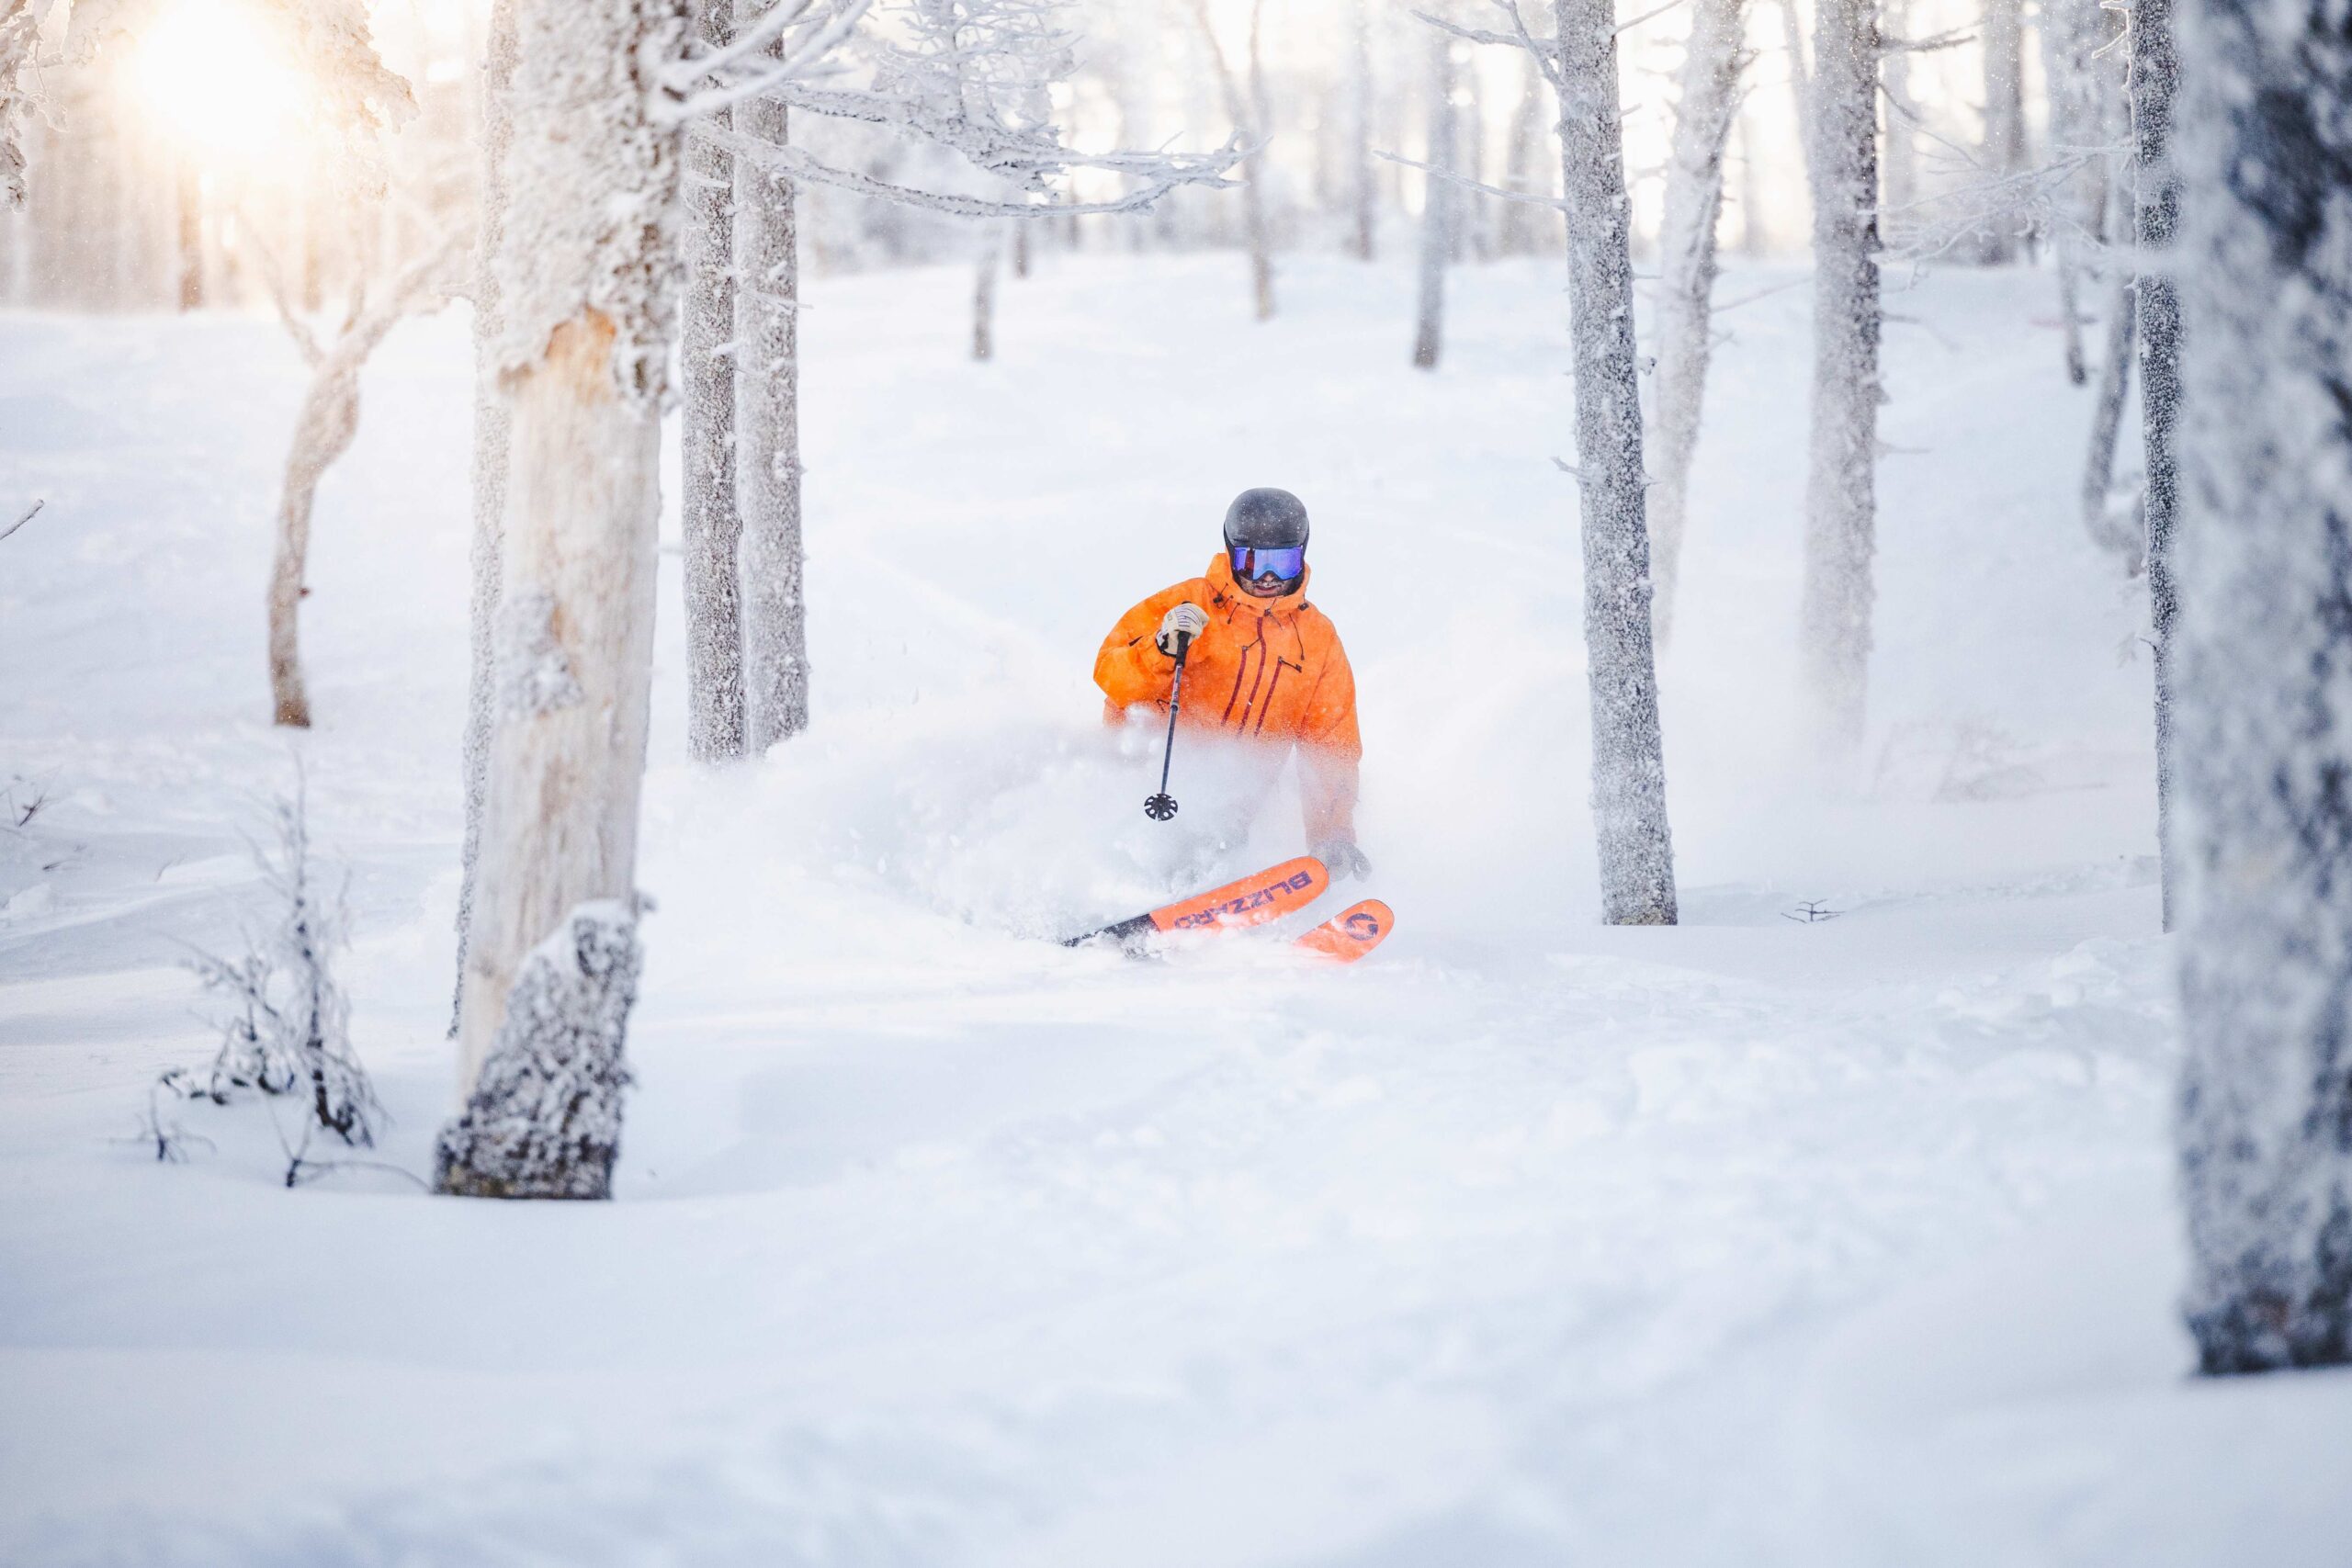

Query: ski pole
[[1144, 630, 1192, 820]]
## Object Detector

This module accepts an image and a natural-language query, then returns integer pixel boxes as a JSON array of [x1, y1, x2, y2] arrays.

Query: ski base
[[1295, 899, 1395, 964]]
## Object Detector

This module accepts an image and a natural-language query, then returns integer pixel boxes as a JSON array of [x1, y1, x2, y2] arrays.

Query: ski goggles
[[1228, 545, 1306, 582]]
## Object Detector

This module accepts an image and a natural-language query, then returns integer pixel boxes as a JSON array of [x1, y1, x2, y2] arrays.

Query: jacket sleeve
[[1094, 582, 1198, 716], [1296, 630, 1362, 847]]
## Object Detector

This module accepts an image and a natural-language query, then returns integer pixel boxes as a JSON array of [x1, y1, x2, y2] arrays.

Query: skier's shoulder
[[1294, 596, 1346, 645]]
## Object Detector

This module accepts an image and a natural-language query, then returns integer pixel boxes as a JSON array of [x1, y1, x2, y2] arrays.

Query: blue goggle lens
[[1230, 546, 1306, 582]]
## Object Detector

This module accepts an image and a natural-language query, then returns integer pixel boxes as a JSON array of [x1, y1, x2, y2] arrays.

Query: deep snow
[[3, 253, 2346, 1565]]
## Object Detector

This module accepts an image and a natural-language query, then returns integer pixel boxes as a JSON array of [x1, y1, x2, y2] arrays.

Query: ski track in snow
[[3, 257, 2348, 1565]]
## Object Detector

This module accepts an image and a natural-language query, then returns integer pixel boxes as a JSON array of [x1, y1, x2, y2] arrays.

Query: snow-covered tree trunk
[[1974, 0, 2029, 263], [1349, 0, 1376, 260], [2040, 0, 2109, 383], [2081, 275, 2138, 561], [2134, 0, 2183, 931], [1499, 49, 1548, 254], [972, 220, 1003, 361], [1554, 0, 1679, 927], [1797, 0, 1881, 750], [1241, 1, 1273, 321], [438, 0, 680, 1201], [2172, 0, 2352, 1375], [1187, 0, 1274, 321], [1777, 0, 1816, 196], [1879, 0, 1917, 238], [454, 0, 519, 1034], [2081, 162, 2141, 567], [1648, 0, 1748, 645], [681, 0, 747, 764], [175, 160, 203, 312], [736, 69, 808, 751], [1411, 25, 1454, 370]]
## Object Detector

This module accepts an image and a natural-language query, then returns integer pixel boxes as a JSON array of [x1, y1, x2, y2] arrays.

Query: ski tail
[[1295, 898, 1395, 964], [1064, 856, 1330, 948]]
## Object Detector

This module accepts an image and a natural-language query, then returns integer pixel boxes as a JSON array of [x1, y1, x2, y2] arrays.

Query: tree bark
[[453, 0, 518, 1037], [2134, 0, 2183, 931], [737, 71, 808, 750], [1554, 0, 1679, 927], [1349, 0, 1376, 259], [2080, 276, 2137, 564], [681, 0, 747, 764], [1974, 0, 2028, 263], [2040, 0, 2118, 383], [175, 159, 203, 312], [1188, 0, 1275, 320], [1499, 49, 1548, 255], [972, 221, 1002, 361], [439, 0, 678, 1201], [1411, 25, 1454, 370], [1797, 0, 1882, 750], [1648, 0, 1747, 646], [2172, 0, 2352, 1375]]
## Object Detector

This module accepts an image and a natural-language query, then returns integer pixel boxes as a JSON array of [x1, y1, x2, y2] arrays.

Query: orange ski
[[1064, 856, 1329, 947], [1295, 899, 1395, 964]]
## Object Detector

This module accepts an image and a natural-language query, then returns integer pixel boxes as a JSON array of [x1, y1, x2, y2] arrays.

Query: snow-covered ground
[[4, 254, 2346, 1565]]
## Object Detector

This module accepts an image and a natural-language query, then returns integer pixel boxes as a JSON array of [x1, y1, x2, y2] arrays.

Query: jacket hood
[[1206, 552, 1312, 616]]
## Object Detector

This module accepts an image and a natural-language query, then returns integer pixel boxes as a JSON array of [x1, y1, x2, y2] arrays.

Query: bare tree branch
[[0, 497, 41, 543]]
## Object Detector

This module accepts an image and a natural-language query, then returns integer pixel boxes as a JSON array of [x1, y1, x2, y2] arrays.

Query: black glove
[[1315, 840, 1371, 881]]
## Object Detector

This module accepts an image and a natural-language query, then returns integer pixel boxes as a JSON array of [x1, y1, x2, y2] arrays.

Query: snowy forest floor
[[5, 254, 2349, 1566]]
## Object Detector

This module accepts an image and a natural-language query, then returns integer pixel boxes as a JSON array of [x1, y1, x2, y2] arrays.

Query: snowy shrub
[[157, 785, 382, 1182]]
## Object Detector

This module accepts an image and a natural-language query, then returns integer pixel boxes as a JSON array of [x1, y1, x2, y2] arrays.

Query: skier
[[1094, 488, 1370, 880]]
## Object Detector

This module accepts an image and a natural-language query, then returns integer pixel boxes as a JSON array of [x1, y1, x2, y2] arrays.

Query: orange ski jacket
[[1094, 554, 1362, 846]]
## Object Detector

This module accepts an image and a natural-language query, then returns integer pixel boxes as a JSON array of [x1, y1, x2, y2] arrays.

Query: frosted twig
[[716, 128, 1233, 218], [0, 497, 41, 543], [1614, 0, 1691, 37], [1378, 150, 1572, 209]]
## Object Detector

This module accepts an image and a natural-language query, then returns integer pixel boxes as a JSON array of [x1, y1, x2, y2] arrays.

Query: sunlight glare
[[131, 0, 308, 162]]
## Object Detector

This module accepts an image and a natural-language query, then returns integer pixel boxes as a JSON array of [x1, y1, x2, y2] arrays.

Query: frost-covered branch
[[260, 223, 468, 728], [717, 125, 1235, 216], [671, 0, 1244, 218], [1376, 149, 1571, 210], [0, 0, 57, 209]]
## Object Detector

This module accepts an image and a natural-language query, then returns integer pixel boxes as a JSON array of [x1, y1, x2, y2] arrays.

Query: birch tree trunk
[[2134, 0, 2183, 931], [1410, 25, 1454, 370], [2172, 0, 2352, 1375], [1974, 0, 2027, 263], [1555, 0, 1679, 927], [1797, 0, 1882, 750], [437, 0, 680, 1201], [453, 0, 517, 1035], [738, 73, 808, 750], [1648, 0, 1747, 646], [681, 0, 747, 764], [267, 294, 440, 728]]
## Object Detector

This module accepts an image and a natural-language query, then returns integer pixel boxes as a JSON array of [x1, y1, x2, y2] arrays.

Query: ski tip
[[1296, 898, 1395, 964]]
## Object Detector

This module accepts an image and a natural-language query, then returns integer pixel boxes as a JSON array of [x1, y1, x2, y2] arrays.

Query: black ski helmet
[[1222, 488, 1310, 552]]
